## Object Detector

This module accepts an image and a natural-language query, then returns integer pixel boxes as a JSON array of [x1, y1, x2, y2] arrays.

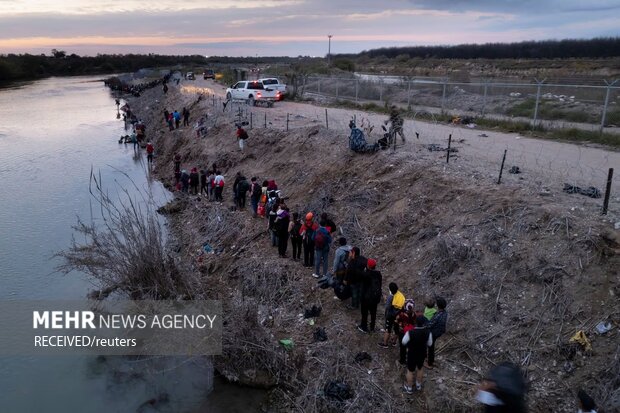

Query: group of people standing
[[163, 108, 190, 131], [172, 155, 226, 199]]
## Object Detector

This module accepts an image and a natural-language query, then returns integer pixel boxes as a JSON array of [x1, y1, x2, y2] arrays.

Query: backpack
[[369, 271, 382, 304], [303, 224, 315, 243], [313, 228, 328, 250]]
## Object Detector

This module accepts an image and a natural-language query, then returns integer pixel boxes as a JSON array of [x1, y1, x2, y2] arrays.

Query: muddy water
[[0, 77, 266, 412]]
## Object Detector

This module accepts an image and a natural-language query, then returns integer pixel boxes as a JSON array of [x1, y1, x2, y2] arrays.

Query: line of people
[[163, 108, 190, 131]]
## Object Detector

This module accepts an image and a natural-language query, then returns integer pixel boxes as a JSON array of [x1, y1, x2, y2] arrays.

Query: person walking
[[131, 131, 138, 151], [182, 107, 190, 126], [288, 212, 303, 261], [232, 172, 242, 207], [312, 220, 332, 278], [358, 258, 382, 333], [380, 282, 406, 348], [207, 170, 215, 201], [300, 212, 318, 268], [146, 141, 154, 165], [402, 316, 433, 393], [396, 299, 416, 365], [173, 110, 181, 129], [214, 171, 225, 201], [163, 109, 169, 124], [180, 170, 190, 193], [236, 125, 248, 152], [268, 202, 279, 247], [237, 175, 250, 209], [167, 113, 174, 131]]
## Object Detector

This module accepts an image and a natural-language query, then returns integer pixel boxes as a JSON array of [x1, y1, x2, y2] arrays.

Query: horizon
[[1, 1, 619, 57]]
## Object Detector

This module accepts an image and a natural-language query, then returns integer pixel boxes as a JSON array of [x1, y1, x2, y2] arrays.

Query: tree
[[51, 49, 66, 58]]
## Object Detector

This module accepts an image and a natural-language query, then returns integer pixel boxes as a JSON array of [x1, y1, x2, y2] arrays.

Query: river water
[[0, 77, 265, 412]]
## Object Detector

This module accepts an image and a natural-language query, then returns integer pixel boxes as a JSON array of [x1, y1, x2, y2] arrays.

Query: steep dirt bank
[[124, 81, 619, 412]]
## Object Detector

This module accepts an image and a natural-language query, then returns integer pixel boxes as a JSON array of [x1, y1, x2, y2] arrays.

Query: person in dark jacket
[[300, 212, 317, 267], [320, 212, 337, 235], [288, 212, 303, 261], [180, 170, 190, 193], [312, 220, 332, 278], [345, 247, 367, 309], [402, 315, 433, 393], [200, 169, 207, 195], [358, 258, 382, 333], [236, 176, 250, 209], [232, 172, 242, 207], [249, 177, 261, 216], [189, 167, 199, 195], [426, 296, 448, 369], [182, 107, 190, 126], [275, 204, 290, 258], [173, 153, 181, 183]]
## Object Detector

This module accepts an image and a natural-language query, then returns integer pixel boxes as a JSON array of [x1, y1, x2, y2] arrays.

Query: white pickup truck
[[258, 78, 287, 99], [225, 80, 281, 106]]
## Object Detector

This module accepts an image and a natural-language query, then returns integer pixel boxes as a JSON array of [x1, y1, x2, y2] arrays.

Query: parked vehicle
[[203, 69, 215, 79], [258, 78, 287, 99], [225, 80, 281, 106], [185, 72, 195, 80]]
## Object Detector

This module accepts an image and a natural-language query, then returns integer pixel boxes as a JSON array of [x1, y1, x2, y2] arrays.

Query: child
[[426, 296, 448, 369], [423, 296, 437, 321], [379, 282, 406, 348]]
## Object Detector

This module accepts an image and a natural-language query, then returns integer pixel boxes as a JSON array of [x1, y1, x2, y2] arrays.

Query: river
[[0, 77, 266, 412]]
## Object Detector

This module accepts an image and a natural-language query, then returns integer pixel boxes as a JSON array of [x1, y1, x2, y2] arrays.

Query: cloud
[[0, 0, 618, 56]]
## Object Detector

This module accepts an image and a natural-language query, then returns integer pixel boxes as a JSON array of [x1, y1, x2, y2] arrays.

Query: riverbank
[[122, 77, 619, 412]]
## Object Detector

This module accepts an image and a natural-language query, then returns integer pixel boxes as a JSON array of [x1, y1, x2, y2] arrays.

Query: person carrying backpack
[[288, 212, 303, 261], [402, 316, 433, 393], [358, 258, 382, 333], [300, 212, 318, 268], [380, 282, 406, 348], [146, 141, 154, 164], [332, 237, 352, 281], [214, 171, 225, 201], [426, 296, 448, 369], [312, 220, 332, 278]]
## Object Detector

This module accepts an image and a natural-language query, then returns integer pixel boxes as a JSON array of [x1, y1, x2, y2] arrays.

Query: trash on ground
[[563, 184, 602, 198], [509, 166, 521, 174], [324, 380, 353, 401], [304, 305, 322, 318], [279, 338, 294, 350], [595, 321, 612, 334], [569, 330, 592, 351], [313, 327, 328, 342]]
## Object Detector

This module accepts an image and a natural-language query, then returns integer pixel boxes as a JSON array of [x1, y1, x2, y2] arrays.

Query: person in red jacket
[[146, 142, 154, 165]]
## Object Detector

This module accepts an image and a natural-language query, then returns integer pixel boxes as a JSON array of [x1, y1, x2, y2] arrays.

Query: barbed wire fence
[[193, 80, 619, 218]]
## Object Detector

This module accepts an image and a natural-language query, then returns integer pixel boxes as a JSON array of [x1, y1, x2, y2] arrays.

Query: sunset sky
[[1, 0, 619, 56]]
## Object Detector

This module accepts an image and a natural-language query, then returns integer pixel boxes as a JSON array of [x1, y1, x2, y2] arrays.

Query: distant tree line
[[0, 52, 208, 82], [335, 37, 620, 60]]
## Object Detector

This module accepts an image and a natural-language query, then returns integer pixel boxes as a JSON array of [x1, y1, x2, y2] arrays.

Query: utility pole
[[327, 35, 332, 66]]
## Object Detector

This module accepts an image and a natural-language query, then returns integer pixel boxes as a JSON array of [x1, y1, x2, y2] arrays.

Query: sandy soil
[[123, 76, 620, 413]]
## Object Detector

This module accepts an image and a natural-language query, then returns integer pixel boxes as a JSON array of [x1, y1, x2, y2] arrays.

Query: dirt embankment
[[125, 80, 620, 413]]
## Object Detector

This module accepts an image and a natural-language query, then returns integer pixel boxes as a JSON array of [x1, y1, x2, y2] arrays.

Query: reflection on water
[[0, 76, 223, 413]]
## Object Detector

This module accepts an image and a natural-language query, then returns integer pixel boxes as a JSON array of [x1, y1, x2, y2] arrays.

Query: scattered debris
[[313, 327, 328, 342], [563, 184, 602, 198], [595, 321, 612, 335], [304, 305, 322, 319], [279, 338, 294, 351], [569, 330, 592, 352], [509, 166, 521, 174], [324, 380, 353, 401], [354, 352, 372, 363]]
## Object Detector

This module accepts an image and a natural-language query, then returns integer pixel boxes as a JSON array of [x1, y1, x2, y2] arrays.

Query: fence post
[[446, 134, 452, 163], [264, 112, 267, 128], [325, 108, 329, 130], [482, 81, 488, 117], [250, 112, 253, 129], [379, 81, 383, 104], [497, 150, 508, 184], [407, 79, 412, 108], [600, 80, 618, 133], [286, 113, 289, 131], [533, 78, 546, 127], [602, 168, 614, 215], [318, 78, 321, 95], [355, 78, 359, 103], [441, 79, 447, 114]]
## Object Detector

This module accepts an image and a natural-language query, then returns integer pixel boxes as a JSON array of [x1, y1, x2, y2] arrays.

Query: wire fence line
[[286, 75, 620, 134], [192, 84, 619, 218]]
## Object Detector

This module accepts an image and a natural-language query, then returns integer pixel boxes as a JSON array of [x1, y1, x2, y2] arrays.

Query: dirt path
[[200, 78, 619, 223]]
